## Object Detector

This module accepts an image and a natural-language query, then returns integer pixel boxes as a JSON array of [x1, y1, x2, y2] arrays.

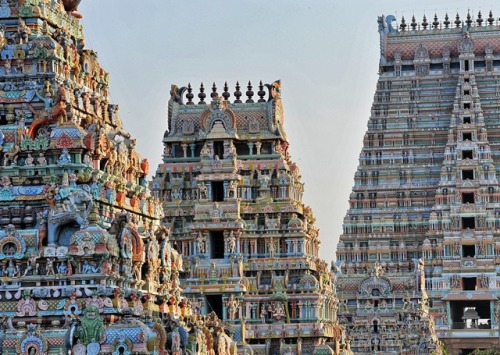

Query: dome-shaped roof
[[299, 271, 319, 289]]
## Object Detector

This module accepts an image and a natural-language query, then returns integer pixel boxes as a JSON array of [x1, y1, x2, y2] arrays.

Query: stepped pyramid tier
[[335, 10, 500, 354], [152, 81, 347, 354], [0, 1, 237, 354]]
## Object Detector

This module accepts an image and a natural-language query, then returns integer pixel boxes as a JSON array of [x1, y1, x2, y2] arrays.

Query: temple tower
[[153, 81, 345, 354], [0, 1, 232, 354], [334, 11, 500, 355]]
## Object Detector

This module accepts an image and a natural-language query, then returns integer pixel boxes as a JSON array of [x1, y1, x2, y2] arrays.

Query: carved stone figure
[[76, 305, 104, 345]]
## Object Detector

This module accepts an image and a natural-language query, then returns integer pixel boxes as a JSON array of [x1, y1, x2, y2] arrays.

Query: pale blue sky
[[79, 1, 497, 261]]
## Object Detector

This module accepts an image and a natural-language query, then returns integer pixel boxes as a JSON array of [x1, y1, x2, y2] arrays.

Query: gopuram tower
[[0, 1, 236, 354], [336, 11, 500, 354], [153, 81, 346, 354]]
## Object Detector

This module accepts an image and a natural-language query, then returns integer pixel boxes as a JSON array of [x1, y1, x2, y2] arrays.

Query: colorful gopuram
[[152, 81, 346, 354], [0, 1, 237, 354], [336, 11, 500, 355]]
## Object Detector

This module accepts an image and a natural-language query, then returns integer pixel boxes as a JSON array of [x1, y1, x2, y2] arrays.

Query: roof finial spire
[[198, 82, 206, 104], [234, 81, 242, 103], [246, 81, 254, 103], [455, 13, 461, 28], [222, 81, 230, 101], [422, 14, 428, 30], [211, 82, 218, 99], [411, 15, 417, 30], [466, 10, 472, 27], [444, 13, 450, 28], [432, 14, 439, 29], [400, 16, 407, 31], [488, 10, 494, 26], [476, 10, 483, 26], [186, 83, 194, 105]]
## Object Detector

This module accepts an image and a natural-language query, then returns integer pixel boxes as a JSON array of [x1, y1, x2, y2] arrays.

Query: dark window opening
[[205, 294, 223, 319], [462, 193, 474, 204], [462, 170, 474, 180], [462, 217, 475, 229], [212, 181, 224, 202], [464, 103, 471, 110], [210, 231, 225, 259], [462, 244, 476, 257], [214, 141, 224, 159], [462, 150, 473, 159], [464, 90, 470, 95], [235, 142, 250, 155], [464, 60, 469, 71], [464, 78, 470, 83], [462, 277, 476, 291], [463, 116, 471, 124], [373, 320, 379, 333], [463, 132, 472, 141]]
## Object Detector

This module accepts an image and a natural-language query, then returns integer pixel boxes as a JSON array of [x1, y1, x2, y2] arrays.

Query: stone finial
[[422, 15, 428, 30], [246, 81, 254, 103], [400, 16, 407, 31], [211, 82, 218, 99], [198, 82, 206, 104], [465, 10, 472, 27], [444, 13, 450, 28], [476, 10, 483, 26], [432, 14, 439, 29], [411, 15, 417, 30], [222, 81, 230, 101], [488, 10, 494, 26], [186, 83, 194, 105], [234, 81, 242, 103], [455, 13, 461, 28], [62, 0, 82, 12], [258, 81, 266, 102]]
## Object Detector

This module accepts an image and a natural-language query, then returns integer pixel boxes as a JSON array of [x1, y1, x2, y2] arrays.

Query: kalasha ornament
[[62, 0, 82, 12]]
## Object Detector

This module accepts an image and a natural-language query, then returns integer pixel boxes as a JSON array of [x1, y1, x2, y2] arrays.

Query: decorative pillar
[[189, 143, 195, 158], [248, 142, 254, 156], [255, 142, 262, 155], [181, 143, 188, 158]]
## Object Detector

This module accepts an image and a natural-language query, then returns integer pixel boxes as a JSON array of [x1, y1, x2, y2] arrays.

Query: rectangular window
[[462, 193, 474, 204], [462, 277, 476, 291], [209, 231, 225, 259], [462, 150, 473, 159], [463, 116, 471, 124], [205, 294, 223, 318], [462, 217, 475, 229], [462, 244, 476, 257], [463, 132, 472, 141], [464, 90, 470, 95], [464, 103, 471, 110], [462, 170, 474, 180], [211, 181, 224, 202], [213, 141, 224, 159]]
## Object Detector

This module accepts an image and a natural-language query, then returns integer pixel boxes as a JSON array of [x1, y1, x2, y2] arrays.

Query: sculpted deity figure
[[37, 152, 47, 166], [4, 259, 19, 278], [23, 253, 38, 276], [57, 148, 71, 166], [76, 305, 104, 345], [25, 153, 34, 166], [227, 231, 236, 254], [225, 295, 240, 320], [196, 231, 206, 254]]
